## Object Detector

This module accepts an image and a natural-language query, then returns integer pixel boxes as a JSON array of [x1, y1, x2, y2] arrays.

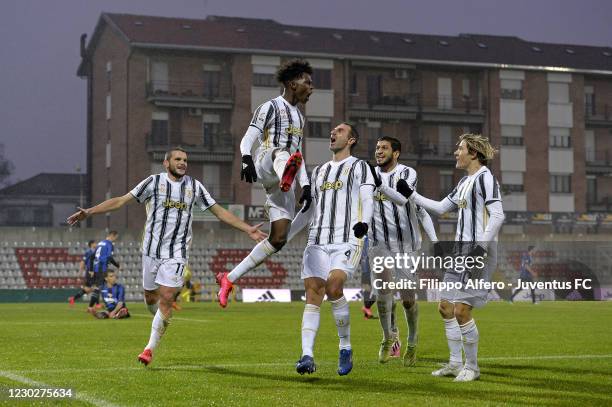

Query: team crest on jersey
[[320, 180, 344, 191], [185, 188, 193, 199], [342, 167, 350, 176], [374, 191, 388, 202], [159, 183, 166, 194]]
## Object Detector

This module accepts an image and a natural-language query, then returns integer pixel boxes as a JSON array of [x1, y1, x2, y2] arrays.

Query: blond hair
[[459, 133, 498, 165]]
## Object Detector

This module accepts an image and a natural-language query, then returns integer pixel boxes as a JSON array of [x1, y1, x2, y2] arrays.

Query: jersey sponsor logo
[[286, 126, 303, 136], [374, 191, 388, 202], [162, 200, 187, 210], [320, 180, 344, 191]]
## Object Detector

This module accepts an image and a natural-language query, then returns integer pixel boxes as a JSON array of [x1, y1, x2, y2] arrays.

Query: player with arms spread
[[216, 59, 314, 307], [67, 147, 266, 366]]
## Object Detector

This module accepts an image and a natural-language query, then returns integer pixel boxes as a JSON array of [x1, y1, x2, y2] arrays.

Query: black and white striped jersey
[[307, 156, 375, 246], [248, 95, 305, 154], [130, 173, 216, 259], [371, 164, 422, 253], [446, 166, 502, 243]]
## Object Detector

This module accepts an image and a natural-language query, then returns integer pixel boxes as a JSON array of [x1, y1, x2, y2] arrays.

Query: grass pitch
[[0, 301, 611, 406]]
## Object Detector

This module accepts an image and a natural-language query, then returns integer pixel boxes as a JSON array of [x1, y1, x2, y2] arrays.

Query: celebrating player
[[397, 133, 504, 382], [292, 122, 375, 376], [67, 147, 266, 366], [367, 136, 440, 366], [216, 59, 314, 308]]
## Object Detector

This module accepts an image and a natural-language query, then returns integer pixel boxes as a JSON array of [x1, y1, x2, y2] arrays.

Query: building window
[[550, 175, 571, 193], [150, 119, 169, 145], [584, 86, 595, 116], [350, 72, 358, 94], [203, 121, 220, 147], [367, 75, 382, 104], [586, 176, 597, 204], [437, 77, 452, 109], [549, 82, 569, 103], [105, 94, 111, 120], [501, 125, 523, 146], [440, 171, 454, 198], [252, 73, 278, 87], [500, 79, 523, 99], [549, 127, 571, 148], [202, 70, 220, 97], [106, 61, 112, 91], [503, 171, 524, 192], [307, 120, 331, 139], [312, 69, 331, 89]]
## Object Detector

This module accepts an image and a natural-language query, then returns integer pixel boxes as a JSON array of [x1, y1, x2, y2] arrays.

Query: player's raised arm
[[67, 193, 135, 226]]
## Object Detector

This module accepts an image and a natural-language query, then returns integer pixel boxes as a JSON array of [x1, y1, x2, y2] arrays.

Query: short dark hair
[[87, 240, 95, 247], [276, 59, 313, 84], [108, 230, 119, 237], [342, 122, 359, 151], [377, 136, 401, 153], [164, 147, 187, 161]]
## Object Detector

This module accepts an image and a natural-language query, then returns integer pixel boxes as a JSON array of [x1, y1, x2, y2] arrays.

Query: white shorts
[[142, 255, 186, 290], [255, 147, 296, 222], [302, 243, 362, 280]]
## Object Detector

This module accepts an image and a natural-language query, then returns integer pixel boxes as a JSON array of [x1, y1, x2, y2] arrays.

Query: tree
[[0, 144, 14, 187]]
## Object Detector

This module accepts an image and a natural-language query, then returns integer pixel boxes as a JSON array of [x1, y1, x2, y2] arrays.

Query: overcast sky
[[1, 0, 611, 184]]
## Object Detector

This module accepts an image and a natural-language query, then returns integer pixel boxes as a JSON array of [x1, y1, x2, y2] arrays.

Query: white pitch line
[[0, 370, 121, 407], [479, 354, 612, 361], [10, 354, 612, 375], [129, 313, 210, 323]]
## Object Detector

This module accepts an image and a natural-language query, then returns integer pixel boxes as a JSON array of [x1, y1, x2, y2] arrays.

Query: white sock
[[146, 302, 158, 316], [403, 301, 419, 346], [376, 293, 394, 340], [301, 304, 320, 357], [330, 296, 351, 350], [444, 317, 463, 365], [272, 150, 291, 180], [460, 319, 479, 371], [227, 240, 277, 282], [145, 309, 171, 351]]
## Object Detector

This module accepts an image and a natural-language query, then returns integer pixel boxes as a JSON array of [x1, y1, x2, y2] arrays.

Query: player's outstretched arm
[[208, 204, 268, 242], [417, 206, 438, 243], [411, 190, 456, 216], [67, 193, 135, 226]]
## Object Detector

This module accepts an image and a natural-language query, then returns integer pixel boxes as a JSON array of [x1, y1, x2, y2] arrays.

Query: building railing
[[585, 102, 612, 121], [349, 93, 485, 113], [146, 80, 233, 100], [586, 149, 612, 166], [587, 197, 612, 212]]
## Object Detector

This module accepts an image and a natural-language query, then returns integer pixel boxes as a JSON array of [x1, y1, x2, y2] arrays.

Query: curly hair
[[459, 133, 498, 165], [276, 59, 313, 84]]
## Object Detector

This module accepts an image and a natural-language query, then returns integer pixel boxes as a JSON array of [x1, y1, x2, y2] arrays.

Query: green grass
[[0, 301, 611, 406]]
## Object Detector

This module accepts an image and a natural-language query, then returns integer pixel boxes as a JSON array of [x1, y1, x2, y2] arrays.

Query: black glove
[[241, 155, 257, 183], [353, 222, 368, 238], [367, 162, 382, 187], [396, 179, 414, 198], [299, 185, 312, 213], [468, 245, 487, 258], [433, 242, 444, 258]]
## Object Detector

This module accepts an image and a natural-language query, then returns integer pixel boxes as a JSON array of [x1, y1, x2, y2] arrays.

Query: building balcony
[[585, 103, 612, 126], [146, 80, 234, 109], [415, 142, 456, 165], [348, 93, 485, 123], [146, 131, 235, 163], [585, 149, 612, 173], [587, 197, 612, 212]]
